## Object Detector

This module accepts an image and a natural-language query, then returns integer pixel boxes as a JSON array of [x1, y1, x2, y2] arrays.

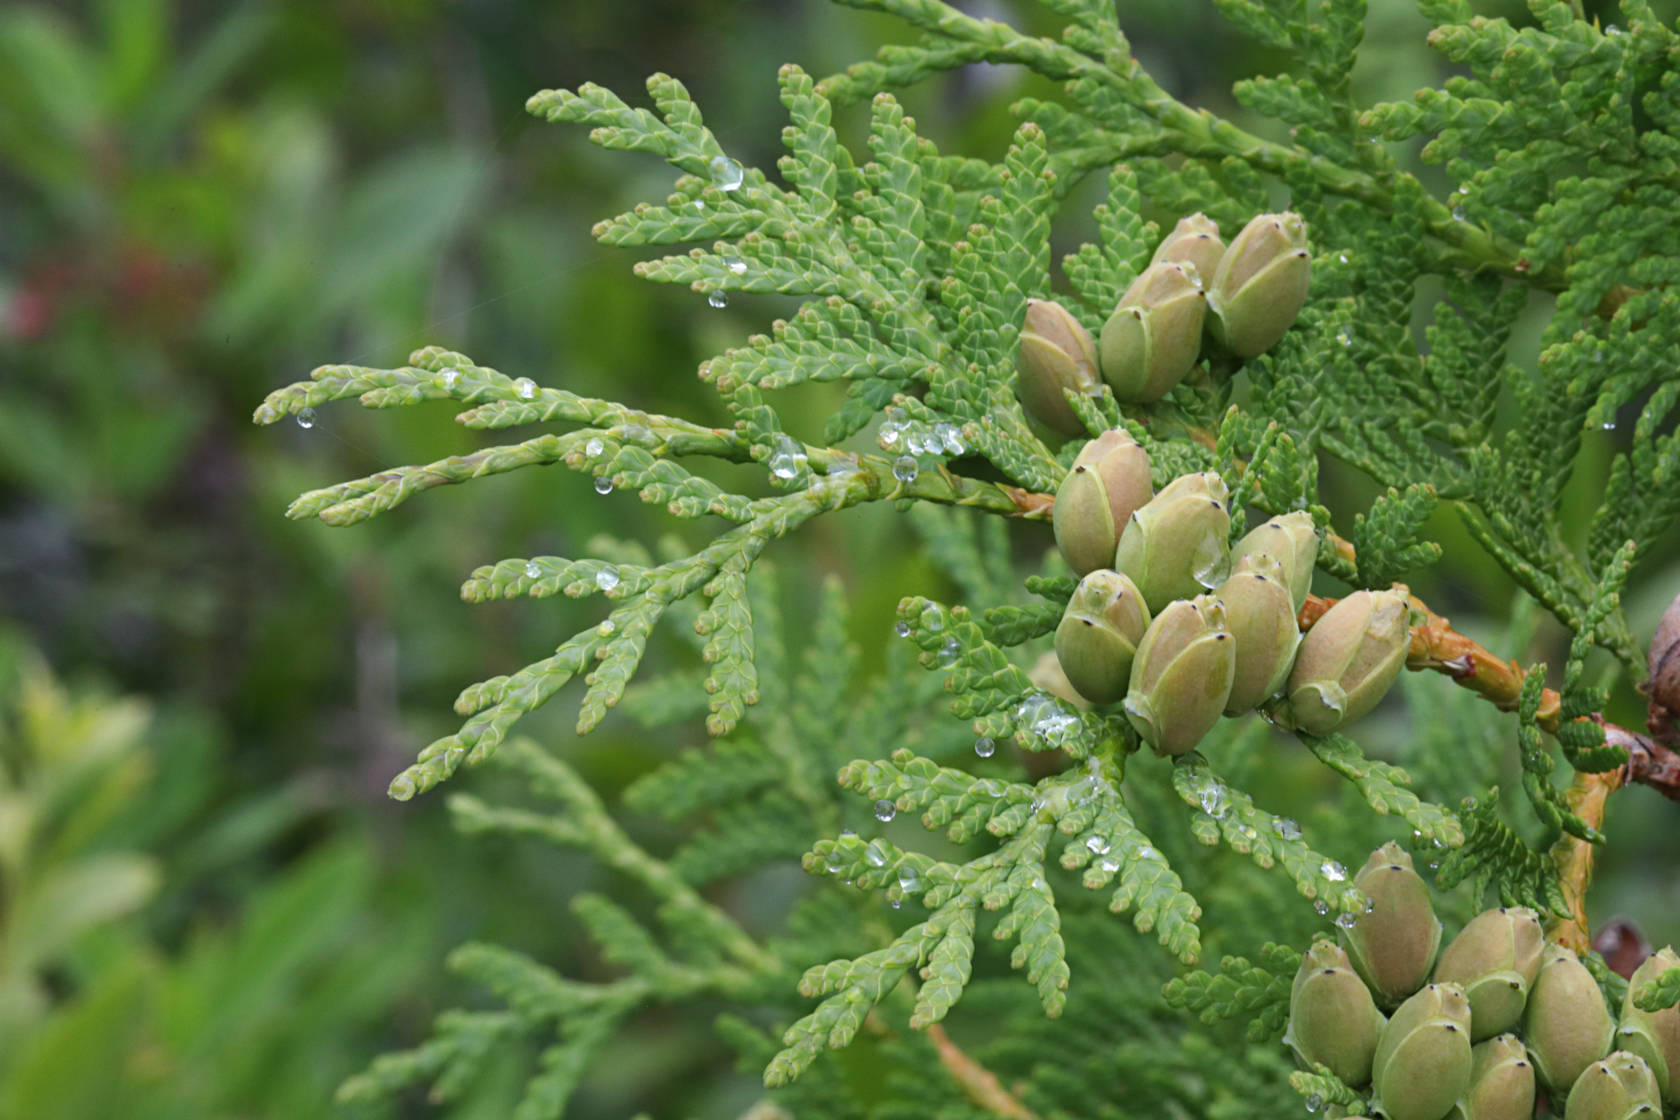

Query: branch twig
[[926, 1023, 1041, 1120]]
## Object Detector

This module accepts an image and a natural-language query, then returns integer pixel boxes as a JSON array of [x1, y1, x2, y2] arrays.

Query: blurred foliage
[[1, 0, 1678, 1117]]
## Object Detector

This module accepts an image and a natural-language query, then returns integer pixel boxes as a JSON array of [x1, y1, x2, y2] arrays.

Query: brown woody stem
[[926, 1024, 1041, 1120]]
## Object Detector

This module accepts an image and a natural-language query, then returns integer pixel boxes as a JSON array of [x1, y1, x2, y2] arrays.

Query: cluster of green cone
[[1015, 211, 1311, 434], [1285, 842, 1680, 1119], [1050, 430, 1410, 754]]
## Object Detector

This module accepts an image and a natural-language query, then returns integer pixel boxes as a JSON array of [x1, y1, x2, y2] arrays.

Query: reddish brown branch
[[926, 1024, 1041, 1120]]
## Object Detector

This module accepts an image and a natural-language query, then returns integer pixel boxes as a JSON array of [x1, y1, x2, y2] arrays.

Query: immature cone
[[1563, 1051, 1662, 1120], [1616, 945, 1680, 1104], [1150, 212, 1226, 281], [1370, 982, 1474, 1120], [1447, 1034, 1536, 1120], [1649, 591, 1680, 740], [1053, 570, 1151, 705], [1233, 511, 1319, 611], [1098, 261, 1209, 403], [1281, 588, 1411, 735], [1526, 943, 1616, 1094], [1113, 472, 1231, 613], [1339, 842, 1441, 1008], [1207, 211, 1312, 358], [1052, 430, 1154, 576], [1016, 298, 1101, 435], [1285, 939, 1387, 1086], [1122, 595, 1235, 756], [1432, 906, 1545, 1041], [1214, 555, 1301, 713]]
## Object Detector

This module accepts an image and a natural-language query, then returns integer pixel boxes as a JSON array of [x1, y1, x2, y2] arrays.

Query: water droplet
[[1452, 204, 1467, 221], [441, 368, 460, 389], [894, 620, 911, 638], [874, 799, 897, 822], [1190, 531, 1226, 589], [525, 560, 541, 579], [1098, 856, 1121, 873], [1313, 899, 1330, 915], [585, 437, 605, 458], [1322, 860, 1348, 882], [879, 421, 903, 447], [933, 422, 964, 455], [1136, 846, 1156, 861], [1601, 420, 1617, 431], [1334, 911, 1358, 930], [724, 255, 747, 275], [709, 155, 745, 191], [1337, 252, 1349, 264], [594, 476, 614, 495], [892, 455, 919, 482], [888, 898, 902, 910], [296, 407, 317, 429], [921, 604, 943, 632], [1336, 329, 1352, 347], [512, 377, 537, 400], [1305, 1093, 1323, 1113], [1187, 772, 1229, 818], [1273, 818, 1302, 840], [938, 637, 960, 666], [1086, 835, 1111, 855], [596, 568, 620, 592], [597, 619, 616, 636], [863, 840, 888, 867], [974, 736, 995, 758], [1606, 23, 1623, 35], [898, 871, 921, 893], [768, 436, 807, 479], [707, 291, 728, 309], [444, 745, 465, 768]]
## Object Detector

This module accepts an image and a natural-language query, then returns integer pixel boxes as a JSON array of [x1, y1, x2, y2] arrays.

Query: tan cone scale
[[1446, 1033, 1536, 1120], [1122, 595, 1234, 756], [1371, 982, 1474, 1120], [1232, 511, 1319, 611], [1150, 212, 1226, 281], [1616, 946, 1680, 1105], [1526, 943, 1615, 1094], [1099, 261, 1208, 403], [1053, 569, 1150, 706], [1286, 939, 1387, 1086], [1113, 472, 1231, 613], [1432, 906, 1545, 1041], [1563, 1051, 1662, 1120], [1052, 430, 1153, 576], [1207, 211, 1311, 358], [1214, 555, 1301, 713], [1282, 587, 1410, 735], [1016, 298, 1100, 435], [1339, 843, 1441, 1009]]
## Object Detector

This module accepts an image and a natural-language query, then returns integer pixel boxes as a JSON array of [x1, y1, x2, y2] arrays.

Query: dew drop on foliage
[[440, 368, 459, 389], [1098, 856, 1120, 873], [594, 476, 614, 495], [513, 377, 537, 400], [723, 255, 747, 275], [894, 620, 911, 638], [525, 560, 541, 579], [597, 619, 615, 636], [708, 155, 744, 191], [707, 291, 728, 309], [892, 455, 919, 482], [586, 437, 605, 458], [1273, 818, 1301, 840], [768, 436, 806, 479], [1313, 899, 1330, 915], [933, 422, 964, 455], [1334, 911, 1358, 930], [874, 799, 896, 823], [1136, 846, 1156, 861], [596, 568, 619, 592], [1305, 1094, 1323, 1114], [1086, 835, 1111, 855], [296, 407, 317, 430], [1321, 860, 1348, 882], [938, 637, 959, 665], [973, 736, 995, 758]]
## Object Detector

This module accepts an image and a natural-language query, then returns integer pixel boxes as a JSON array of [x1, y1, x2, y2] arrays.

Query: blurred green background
[[1, 1, 1675, 1117]]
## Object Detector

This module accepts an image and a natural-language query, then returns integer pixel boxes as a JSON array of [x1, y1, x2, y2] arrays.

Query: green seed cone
[[1446, 1033, 1536, 1120], [1617, 946, 1680, 1104], [1431, 906, 1545, 1041], [1053, 570, 1151, 705], [1563, 1051, 1662, 1120], [1113, 472, 1231, 613], [1371, 982, 1474, 1120], [1233, 511, 1319, 611], [1150, 212, 1226, 281], [1098, 261, 1208, 403], [1214, 555, 1301, 713], [1340, 842, 1442, 1008], [1016, 298, 1100, 435], [1526, 943, 1616, 1094], [1285, 939, 1387, 1086], [1052, 430, 1153, 576], [1207, 211, 1312, 358], [1282, 588, 1410, 736], [1123, 594, 1235, 756]]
